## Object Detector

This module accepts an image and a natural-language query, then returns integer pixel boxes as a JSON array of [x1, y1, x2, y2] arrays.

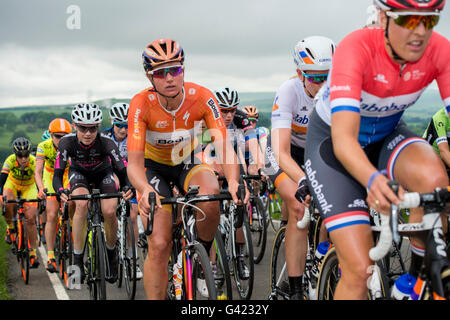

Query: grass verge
[[0, 215, 13, 300]]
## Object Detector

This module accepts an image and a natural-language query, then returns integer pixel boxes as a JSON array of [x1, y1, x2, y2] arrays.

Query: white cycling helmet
[[214, 86, 240, 109], [71, 103, 103, 125], [109, 103, 129, 123], [293, 36, 336, 71]]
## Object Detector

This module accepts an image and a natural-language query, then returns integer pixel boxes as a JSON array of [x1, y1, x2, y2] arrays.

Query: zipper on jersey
[[399, 64, 407, 78]]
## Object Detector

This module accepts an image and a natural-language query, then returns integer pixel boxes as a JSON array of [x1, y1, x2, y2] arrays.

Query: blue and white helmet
[[293, 36, 335, 71], [109, 103, 129, 123]]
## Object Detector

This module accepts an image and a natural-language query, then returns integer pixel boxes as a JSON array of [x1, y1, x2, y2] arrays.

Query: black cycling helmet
[[12, 137, 31, 154]]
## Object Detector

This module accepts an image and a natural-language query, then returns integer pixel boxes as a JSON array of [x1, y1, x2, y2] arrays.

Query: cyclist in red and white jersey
[[306, 0, 450, 299]]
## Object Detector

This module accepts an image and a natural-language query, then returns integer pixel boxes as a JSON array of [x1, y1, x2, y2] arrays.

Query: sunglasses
[[149, 65, 184, 79], [386, 11, 440, 31], [16, 152, 30, 159], [52, 133, 67, 139], [220, 108, 237, 114], [77, 125, 99, 133], [248, 118, 258, 122], [302, 72, 328, 84], [114, 122, 128, 129]]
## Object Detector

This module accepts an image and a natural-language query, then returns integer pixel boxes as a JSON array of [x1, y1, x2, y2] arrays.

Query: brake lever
[[145, 192, 156, 236], [388, 180, 400, 245]]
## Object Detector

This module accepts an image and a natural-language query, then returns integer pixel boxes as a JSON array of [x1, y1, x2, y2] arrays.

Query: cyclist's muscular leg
[[101, 198, 119, 248], [44, 199, 59, 252], [71, 187, 89, 252], [393, 142, 448, 249], [329, 224, 374, 300], [277, 178, 307, 276], [142, 207, 173, 299], [24, 206, 38, 248]]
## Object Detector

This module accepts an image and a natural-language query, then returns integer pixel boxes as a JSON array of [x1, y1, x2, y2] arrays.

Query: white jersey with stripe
[[271, 76, 314, 149]]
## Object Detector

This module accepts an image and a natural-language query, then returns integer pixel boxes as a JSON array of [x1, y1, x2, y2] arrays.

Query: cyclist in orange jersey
[[127, 38, 248, 299]]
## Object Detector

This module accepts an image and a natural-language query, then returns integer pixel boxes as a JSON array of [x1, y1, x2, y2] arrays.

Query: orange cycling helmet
[[49, 118, 72, 134], [243, 105, 259, 119], [142, 38, 185, 72]]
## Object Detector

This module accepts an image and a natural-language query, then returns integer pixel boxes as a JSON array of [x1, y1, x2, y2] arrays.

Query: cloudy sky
[[1, 0, 449, 107]]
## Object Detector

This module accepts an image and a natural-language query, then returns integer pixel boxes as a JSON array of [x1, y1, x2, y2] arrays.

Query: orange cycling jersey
[[128, 82, 228, 166]]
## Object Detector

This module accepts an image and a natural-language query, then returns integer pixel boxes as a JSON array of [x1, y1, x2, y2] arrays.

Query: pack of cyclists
[[1, 0, 449, 301]]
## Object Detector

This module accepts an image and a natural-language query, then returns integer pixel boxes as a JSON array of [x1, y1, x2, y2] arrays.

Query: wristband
[[297, 176, 307, 187], [367, 169, 387, 191]]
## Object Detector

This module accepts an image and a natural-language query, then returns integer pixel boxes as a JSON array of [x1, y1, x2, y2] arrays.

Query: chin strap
[[150, 78, 184, 103], [384, 15, 406, 63], [302, 78, 315, 99]]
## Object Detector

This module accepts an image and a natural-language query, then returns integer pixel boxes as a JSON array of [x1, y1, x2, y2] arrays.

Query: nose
[[414, 20, 427, 35]]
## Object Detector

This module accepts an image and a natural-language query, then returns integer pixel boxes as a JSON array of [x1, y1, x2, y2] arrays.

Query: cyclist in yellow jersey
[[0, 138, 40, 268], [35, 118, 72, 273]]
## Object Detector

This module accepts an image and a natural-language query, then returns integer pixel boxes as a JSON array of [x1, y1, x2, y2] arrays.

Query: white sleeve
[[271, 80, 297, 130]]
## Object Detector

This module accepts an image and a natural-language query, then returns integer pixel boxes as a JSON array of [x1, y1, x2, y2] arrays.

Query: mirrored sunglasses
[[386, 11, 440, 30], [149, 65, 184, 79], [114, 122, 128, 129], [302, 72, 328, 84]]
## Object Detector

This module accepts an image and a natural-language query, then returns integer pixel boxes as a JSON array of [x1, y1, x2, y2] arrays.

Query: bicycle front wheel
[[88, 227, 107, 300], [269, 225, 289, 300], [122, 216, 137, 300], [189, 242, 217, 300], [17, 219, 30, 285], [250, 197, 267, 264], [233, 218, 254, 300], [213, 230, 232, 300], [317, 246, 339, 300]]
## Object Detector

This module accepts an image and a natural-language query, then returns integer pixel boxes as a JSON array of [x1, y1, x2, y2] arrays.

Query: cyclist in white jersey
[[102, 102, 143, 280], [305, 0, 449, 299], [267, 36, 335, 299]]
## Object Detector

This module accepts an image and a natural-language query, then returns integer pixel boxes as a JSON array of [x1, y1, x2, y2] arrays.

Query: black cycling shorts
[[68, 167, 118, 194], [144, 158, 215, 198], [305, 108, 428, 233]]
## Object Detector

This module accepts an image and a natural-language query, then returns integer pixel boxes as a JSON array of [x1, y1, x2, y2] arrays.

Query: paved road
[[7, 226, 277, 300]]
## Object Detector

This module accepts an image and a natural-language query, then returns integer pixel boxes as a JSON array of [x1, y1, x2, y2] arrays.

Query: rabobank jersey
[[271, 76, 314, 149], [315, 28, 450, 147]]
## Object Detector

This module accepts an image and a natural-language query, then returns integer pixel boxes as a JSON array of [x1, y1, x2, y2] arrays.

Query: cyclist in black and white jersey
[[102, 102, 143, 280], [53, 103, 133, 283]]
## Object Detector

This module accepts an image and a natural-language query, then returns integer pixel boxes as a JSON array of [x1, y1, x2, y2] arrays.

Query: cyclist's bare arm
[[331, 111, 401, 212], [247, 136, 264, 171], [127, 150, 159, 216], [272, 128, 305, 183], [34, 158, 45, 198]]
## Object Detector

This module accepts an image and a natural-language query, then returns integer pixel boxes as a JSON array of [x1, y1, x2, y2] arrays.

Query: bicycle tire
[[17, 218, 30, 285], [233, 217, 254, 300], [87, 227, 107, 300], [123, 216, 137, 300], [190, 242, 218, 300], [269, 225, 289, 300], [250, 196, 267, 264], [213, 230, 233, 300], [317, 246, 339, 300], [64, 219, 73, 287]]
